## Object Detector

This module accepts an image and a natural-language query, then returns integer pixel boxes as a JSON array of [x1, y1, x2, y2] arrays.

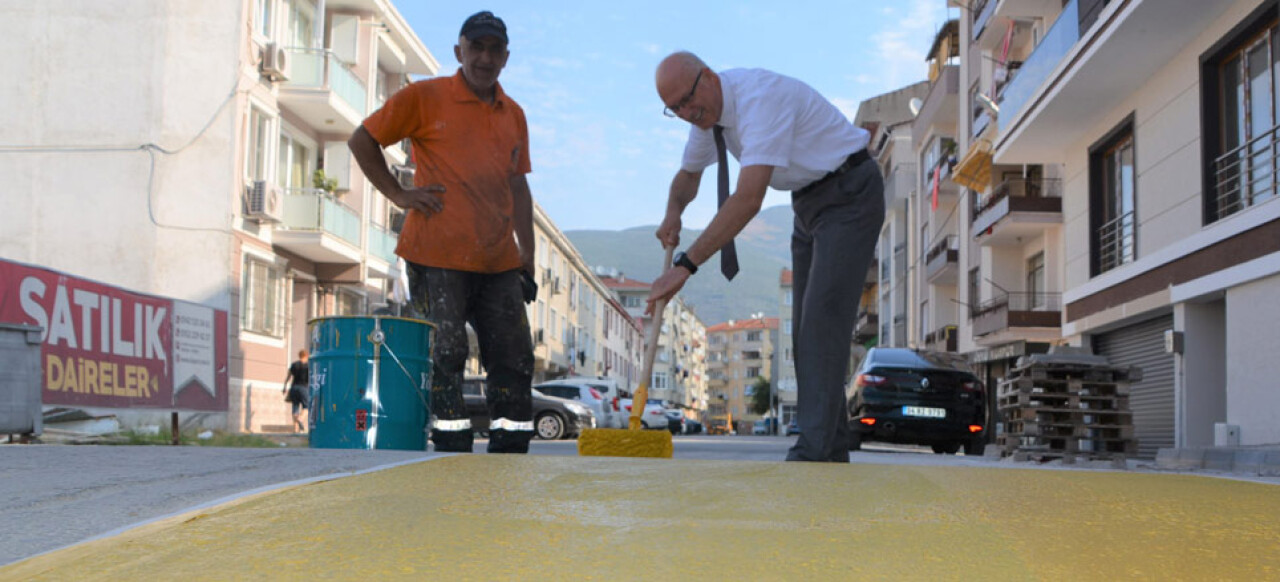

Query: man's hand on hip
[[392, 185, 446, 217]]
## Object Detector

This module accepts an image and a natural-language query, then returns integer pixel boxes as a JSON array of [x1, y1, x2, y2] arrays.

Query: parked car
[[534, 381, 613, 429], [616, 397, 668, 430], [785, 418, 800, 436], [457, 377, 596, 440], [663, 409, 684, 434], [752, 420, 769, 435], [556, 376, 627, 428], [846, 348, 986, 455]]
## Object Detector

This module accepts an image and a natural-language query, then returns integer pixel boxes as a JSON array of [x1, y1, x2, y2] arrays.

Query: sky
[[397, 1, 956, 231]]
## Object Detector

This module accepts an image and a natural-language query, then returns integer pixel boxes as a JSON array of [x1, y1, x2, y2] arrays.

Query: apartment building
[[855, 82, 931, 349], [949, 0, 1280, 453], [774, 270, 797, 426], [705, 317, 778, 431], [600, 275, 708, 409], [526, 205, 644, 391], [2, 1, 440, 432], [914, 19, 964, 356]]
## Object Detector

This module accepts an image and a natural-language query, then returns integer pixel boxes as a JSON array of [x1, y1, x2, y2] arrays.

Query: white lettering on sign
[[18, 276, 168, 363]]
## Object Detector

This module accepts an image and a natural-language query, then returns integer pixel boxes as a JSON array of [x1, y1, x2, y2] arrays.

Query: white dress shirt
[[680, 68, 870, 192]]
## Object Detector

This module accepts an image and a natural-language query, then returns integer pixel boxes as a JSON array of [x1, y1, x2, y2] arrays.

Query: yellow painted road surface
[[5, 456, 1279, 580]]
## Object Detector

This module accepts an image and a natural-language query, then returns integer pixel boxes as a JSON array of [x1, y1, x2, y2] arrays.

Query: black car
[[458, 377, 596, 440], [846, 348, 986, 455]]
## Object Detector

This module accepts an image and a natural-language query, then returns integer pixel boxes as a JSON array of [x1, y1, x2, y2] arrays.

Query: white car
[[618, 398, 670, 430], [533, 381, 612, 429], [554, 376, 628, 428]]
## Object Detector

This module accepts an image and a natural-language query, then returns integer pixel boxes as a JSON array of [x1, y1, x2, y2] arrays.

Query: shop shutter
[[1094, 315, 1175, 458]]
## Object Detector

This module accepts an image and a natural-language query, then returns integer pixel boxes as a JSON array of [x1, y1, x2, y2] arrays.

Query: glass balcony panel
[[282, 188, 360, 247], [998, 0, 1080, 133]]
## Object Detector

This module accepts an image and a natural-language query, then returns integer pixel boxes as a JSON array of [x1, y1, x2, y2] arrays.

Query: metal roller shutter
[[1094, 315, 1175, 459]]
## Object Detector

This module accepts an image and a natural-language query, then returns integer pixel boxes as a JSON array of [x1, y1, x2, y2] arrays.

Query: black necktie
[[713, 125, 739, 281]]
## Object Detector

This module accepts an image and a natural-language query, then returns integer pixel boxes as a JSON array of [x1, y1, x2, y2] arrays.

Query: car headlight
[[566, 402, 589, 415]]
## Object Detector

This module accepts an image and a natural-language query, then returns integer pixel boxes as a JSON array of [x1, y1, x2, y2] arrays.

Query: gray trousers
[[786, 156, 884, 462]]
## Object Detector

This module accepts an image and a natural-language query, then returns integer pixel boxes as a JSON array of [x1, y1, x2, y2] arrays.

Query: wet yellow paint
[[577, 427, 673, 457], [5, 456, 1280, 580]]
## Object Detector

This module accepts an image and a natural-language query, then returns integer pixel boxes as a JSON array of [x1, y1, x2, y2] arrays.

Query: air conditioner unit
[[261, 42, 289, 82], [392, 165, 415, 190], [246, 180, 284, 223]]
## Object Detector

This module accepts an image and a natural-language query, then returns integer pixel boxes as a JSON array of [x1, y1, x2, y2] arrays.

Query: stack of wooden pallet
[[997, 350, 1140, 463]]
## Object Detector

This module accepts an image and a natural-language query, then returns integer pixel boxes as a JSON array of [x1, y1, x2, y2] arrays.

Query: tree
[[748, 376, 772, 415]]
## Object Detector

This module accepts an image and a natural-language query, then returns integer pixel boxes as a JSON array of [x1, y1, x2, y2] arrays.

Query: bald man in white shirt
[[646, 51, 884, 462]]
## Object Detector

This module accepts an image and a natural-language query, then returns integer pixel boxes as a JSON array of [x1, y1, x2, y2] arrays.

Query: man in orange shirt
[[348, 11, 537, 454]]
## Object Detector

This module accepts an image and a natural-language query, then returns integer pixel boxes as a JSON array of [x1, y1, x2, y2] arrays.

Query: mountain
[[566, 205, 795, 325]]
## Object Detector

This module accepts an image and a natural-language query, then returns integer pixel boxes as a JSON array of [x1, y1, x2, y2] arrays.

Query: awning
[[951, 138, 993, 191]]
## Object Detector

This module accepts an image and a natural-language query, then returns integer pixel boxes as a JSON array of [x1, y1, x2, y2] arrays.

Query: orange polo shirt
[[363, 69, 531, 273]]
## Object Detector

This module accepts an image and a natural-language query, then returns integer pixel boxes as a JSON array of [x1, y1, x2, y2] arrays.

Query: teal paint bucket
[[307, 316, 433, 451]]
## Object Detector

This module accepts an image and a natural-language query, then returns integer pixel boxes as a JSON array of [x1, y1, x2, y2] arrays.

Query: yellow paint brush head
[[577, 428, 673, 458]]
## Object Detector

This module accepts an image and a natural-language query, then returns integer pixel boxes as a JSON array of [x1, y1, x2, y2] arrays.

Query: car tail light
[[650, 409, 662, 415], [612, 397, 620, 411], [624, 404, 632, 412], [962, 381, 983, 392], [589, 388, 602, 400], [859, 418, 876, 426], [968, 425, 983, 433], [855, 374, 889, 388]]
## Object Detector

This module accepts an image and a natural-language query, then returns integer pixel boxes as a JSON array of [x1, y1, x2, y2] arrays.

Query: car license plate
[[903, 406, 946, 418]]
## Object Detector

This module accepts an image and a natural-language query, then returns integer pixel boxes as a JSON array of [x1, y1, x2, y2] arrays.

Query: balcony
[[996, 0, 1235, 164], [925, 235, 960, 285], [274, 188, 362, 264], [971, 292, 1061, 343], [854, 310, 879, 344], [924, 325, 959, 353], [978, 0, 1061, 53], [972, 178, 1062, 246], [366, 223, 399, 278], [913, 65, 959, 146], [883, 163, 916, 207], [279, 48, 368, 135], [971, 0, 996, 40], [865, 257, 879, 290]]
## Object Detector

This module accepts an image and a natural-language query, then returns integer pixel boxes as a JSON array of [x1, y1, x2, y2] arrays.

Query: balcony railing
[[1097, 211, 1135, 273], [369, 223, 398, 264], [972, 0, 995, 40], [284, 48, 368, 116], [971, 292, 1062, 337], [926, 235, 959, 264], [1213, 121, 1280, 221], [972, 178, 1063, 234], [924, 325, 958, 352], [998, 0, 1080, 134], [281, 188, 361, 247]]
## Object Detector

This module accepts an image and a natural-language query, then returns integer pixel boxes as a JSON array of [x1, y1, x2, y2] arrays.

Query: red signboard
[[0, 258, 229, 412]]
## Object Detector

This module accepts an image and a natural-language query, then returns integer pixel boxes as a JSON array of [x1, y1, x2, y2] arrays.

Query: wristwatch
[[673, 251, 698, 275]]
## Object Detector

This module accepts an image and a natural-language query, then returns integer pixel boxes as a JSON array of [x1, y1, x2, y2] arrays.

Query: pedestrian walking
[[348, 10, 537, 453], [646, 51, 884, 462], [282, 349, 310, 433]]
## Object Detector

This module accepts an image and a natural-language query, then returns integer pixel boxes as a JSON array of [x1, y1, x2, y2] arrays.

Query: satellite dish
[[908, 97, 923, 117]]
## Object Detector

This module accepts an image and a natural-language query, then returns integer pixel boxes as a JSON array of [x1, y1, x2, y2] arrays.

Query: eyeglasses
[[662, 69, 703, 118]]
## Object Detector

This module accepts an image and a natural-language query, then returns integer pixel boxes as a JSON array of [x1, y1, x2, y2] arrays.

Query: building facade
[[601, 275, 708, 410], [705, 317, 777, 432]]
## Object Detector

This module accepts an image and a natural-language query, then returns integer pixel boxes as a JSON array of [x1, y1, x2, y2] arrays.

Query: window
[[284, 0, 315, 48], [1026, 252, 1046, 309], [1089, 116, 1136, 275], [920, 299, 929, 342], [242, 256, 284, 337], [746, 367, 761, 378], [746, 331, 761, 342], [246, 107, 272, 183], [784, 290, 792, 306], [968, 267, 980, 318], [255, 0, 273, 38], [970, 82, 988, 137], [785, 348, 793, 362], [783, 319, 792, 335], [652, 373, 668, 390], [276, 130, 313, 191], [335, 288, 363, 315], [1205, 8, 1280, 222]]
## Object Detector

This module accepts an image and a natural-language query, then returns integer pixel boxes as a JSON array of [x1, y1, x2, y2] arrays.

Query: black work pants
[[407, 264, 534, 453], [787, 155, 884, 462]]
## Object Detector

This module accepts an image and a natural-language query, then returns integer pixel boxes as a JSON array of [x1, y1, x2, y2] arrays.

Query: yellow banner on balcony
[[951, 138, 993, 192]]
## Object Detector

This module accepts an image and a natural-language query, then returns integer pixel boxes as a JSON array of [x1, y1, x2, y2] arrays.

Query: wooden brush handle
[[630, 246, 674, 430]]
